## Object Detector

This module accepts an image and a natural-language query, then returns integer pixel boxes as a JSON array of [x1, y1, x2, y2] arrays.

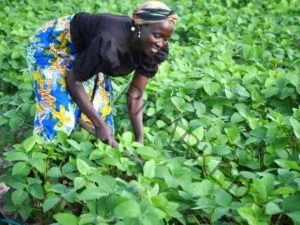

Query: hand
[[95, 125, 119, 148], [136, 136, 144, 144]]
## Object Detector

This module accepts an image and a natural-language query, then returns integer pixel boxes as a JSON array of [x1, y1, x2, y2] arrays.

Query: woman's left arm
[[126, 73, 149, 144]]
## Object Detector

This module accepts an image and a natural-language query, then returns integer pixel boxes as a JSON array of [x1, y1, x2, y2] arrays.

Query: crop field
[[0, 0, 299, 224]]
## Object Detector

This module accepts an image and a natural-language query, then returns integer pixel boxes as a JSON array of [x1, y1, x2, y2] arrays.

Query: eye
[[153, 32, 162, 38]]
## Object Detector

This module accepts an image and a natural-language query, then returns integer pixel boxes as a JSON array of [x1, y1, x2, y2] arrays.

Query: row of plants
[[0, 0, 299, 224]]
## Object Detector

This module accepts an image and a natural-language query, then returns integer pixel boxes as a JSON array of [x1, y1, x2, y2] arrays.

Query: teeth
[[151, 48, 158, 53]]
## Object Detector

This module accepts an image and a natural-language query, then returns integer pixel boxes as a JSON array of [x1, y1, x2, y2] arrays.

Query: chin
[[146, 52, 155, 57], [144, 50, 152, 56]]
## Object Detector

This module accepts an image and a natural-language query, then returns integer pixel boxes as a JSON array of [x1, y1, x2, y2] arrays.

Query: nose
[[156, 39, 163, 48]]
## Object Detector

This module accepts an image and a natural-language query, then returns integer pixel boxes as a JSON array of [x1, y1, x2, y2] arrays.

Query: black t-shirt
[[70, 13, 169, 82]]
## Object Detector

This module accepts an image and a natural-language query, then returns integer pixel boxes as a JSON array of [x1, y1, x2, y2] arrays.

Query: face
[[139, 21, 174, 56]]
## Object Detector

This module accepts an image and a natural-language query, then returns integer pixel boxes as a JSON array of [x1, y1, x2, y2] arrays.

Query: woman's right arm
[[65, 68, 118, 147]]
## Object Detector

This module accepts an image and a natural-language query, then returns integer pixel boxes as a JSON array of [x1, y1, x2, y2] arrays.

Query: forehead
[[145, 21, 174, 34]]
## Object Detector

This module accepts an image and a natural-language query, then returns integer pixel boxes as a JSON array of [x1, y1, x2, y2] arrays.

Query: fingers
[[94, 125, 118, 148], [103, 136, 119, 148], [105, 137, 113, 146], [111, 140, 119, 148], [108, 132, 119, 148]]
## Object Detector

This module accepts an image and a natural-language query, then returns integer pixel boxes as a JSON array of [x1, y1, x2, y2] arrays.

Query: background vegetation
[[0, 0, 299, 224]]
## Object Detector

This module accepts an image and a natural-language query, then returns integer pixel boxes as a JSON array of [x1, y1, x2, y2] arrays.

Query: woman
[[26, 1, 177, 147]]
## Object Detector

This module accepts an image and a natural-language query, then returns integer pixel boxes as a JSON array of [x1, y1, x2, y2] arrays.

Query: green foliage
[[0, 0, 299, 224]]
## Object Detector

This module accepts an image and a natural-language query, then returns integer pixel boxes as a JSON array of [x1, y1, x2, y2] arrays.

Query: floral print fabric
[[26, 15, 114, 141]]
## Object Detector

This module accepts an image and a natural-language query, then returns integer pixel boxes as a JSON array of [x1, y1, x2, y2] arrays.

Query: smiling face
[[139, 21, 175, 56]]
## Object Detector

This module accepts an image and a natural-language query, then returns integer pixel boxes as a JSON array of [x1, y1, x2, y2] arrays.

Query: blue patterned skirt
[[26, 15, 114, 141]]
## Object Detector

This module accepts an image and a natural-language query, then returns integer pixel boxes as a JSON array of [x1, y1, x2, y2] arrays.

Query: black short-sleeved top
[[70, 13, 169, 82]]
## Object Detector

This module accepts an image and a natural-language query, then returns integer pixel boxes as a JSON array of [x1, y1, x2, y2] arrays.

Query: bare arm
[[65, 68, 118, 147], [127, 73, 149, 144]]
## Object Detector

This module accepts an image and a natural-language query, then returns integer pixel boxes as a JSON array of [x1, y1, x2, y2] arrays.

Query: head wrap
[[132, 1, 177, 26]]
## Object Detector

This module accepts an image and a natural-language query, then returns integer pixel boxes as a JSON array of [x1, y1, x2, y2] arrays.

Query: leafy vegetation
[[0, 0, 299, 224]]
